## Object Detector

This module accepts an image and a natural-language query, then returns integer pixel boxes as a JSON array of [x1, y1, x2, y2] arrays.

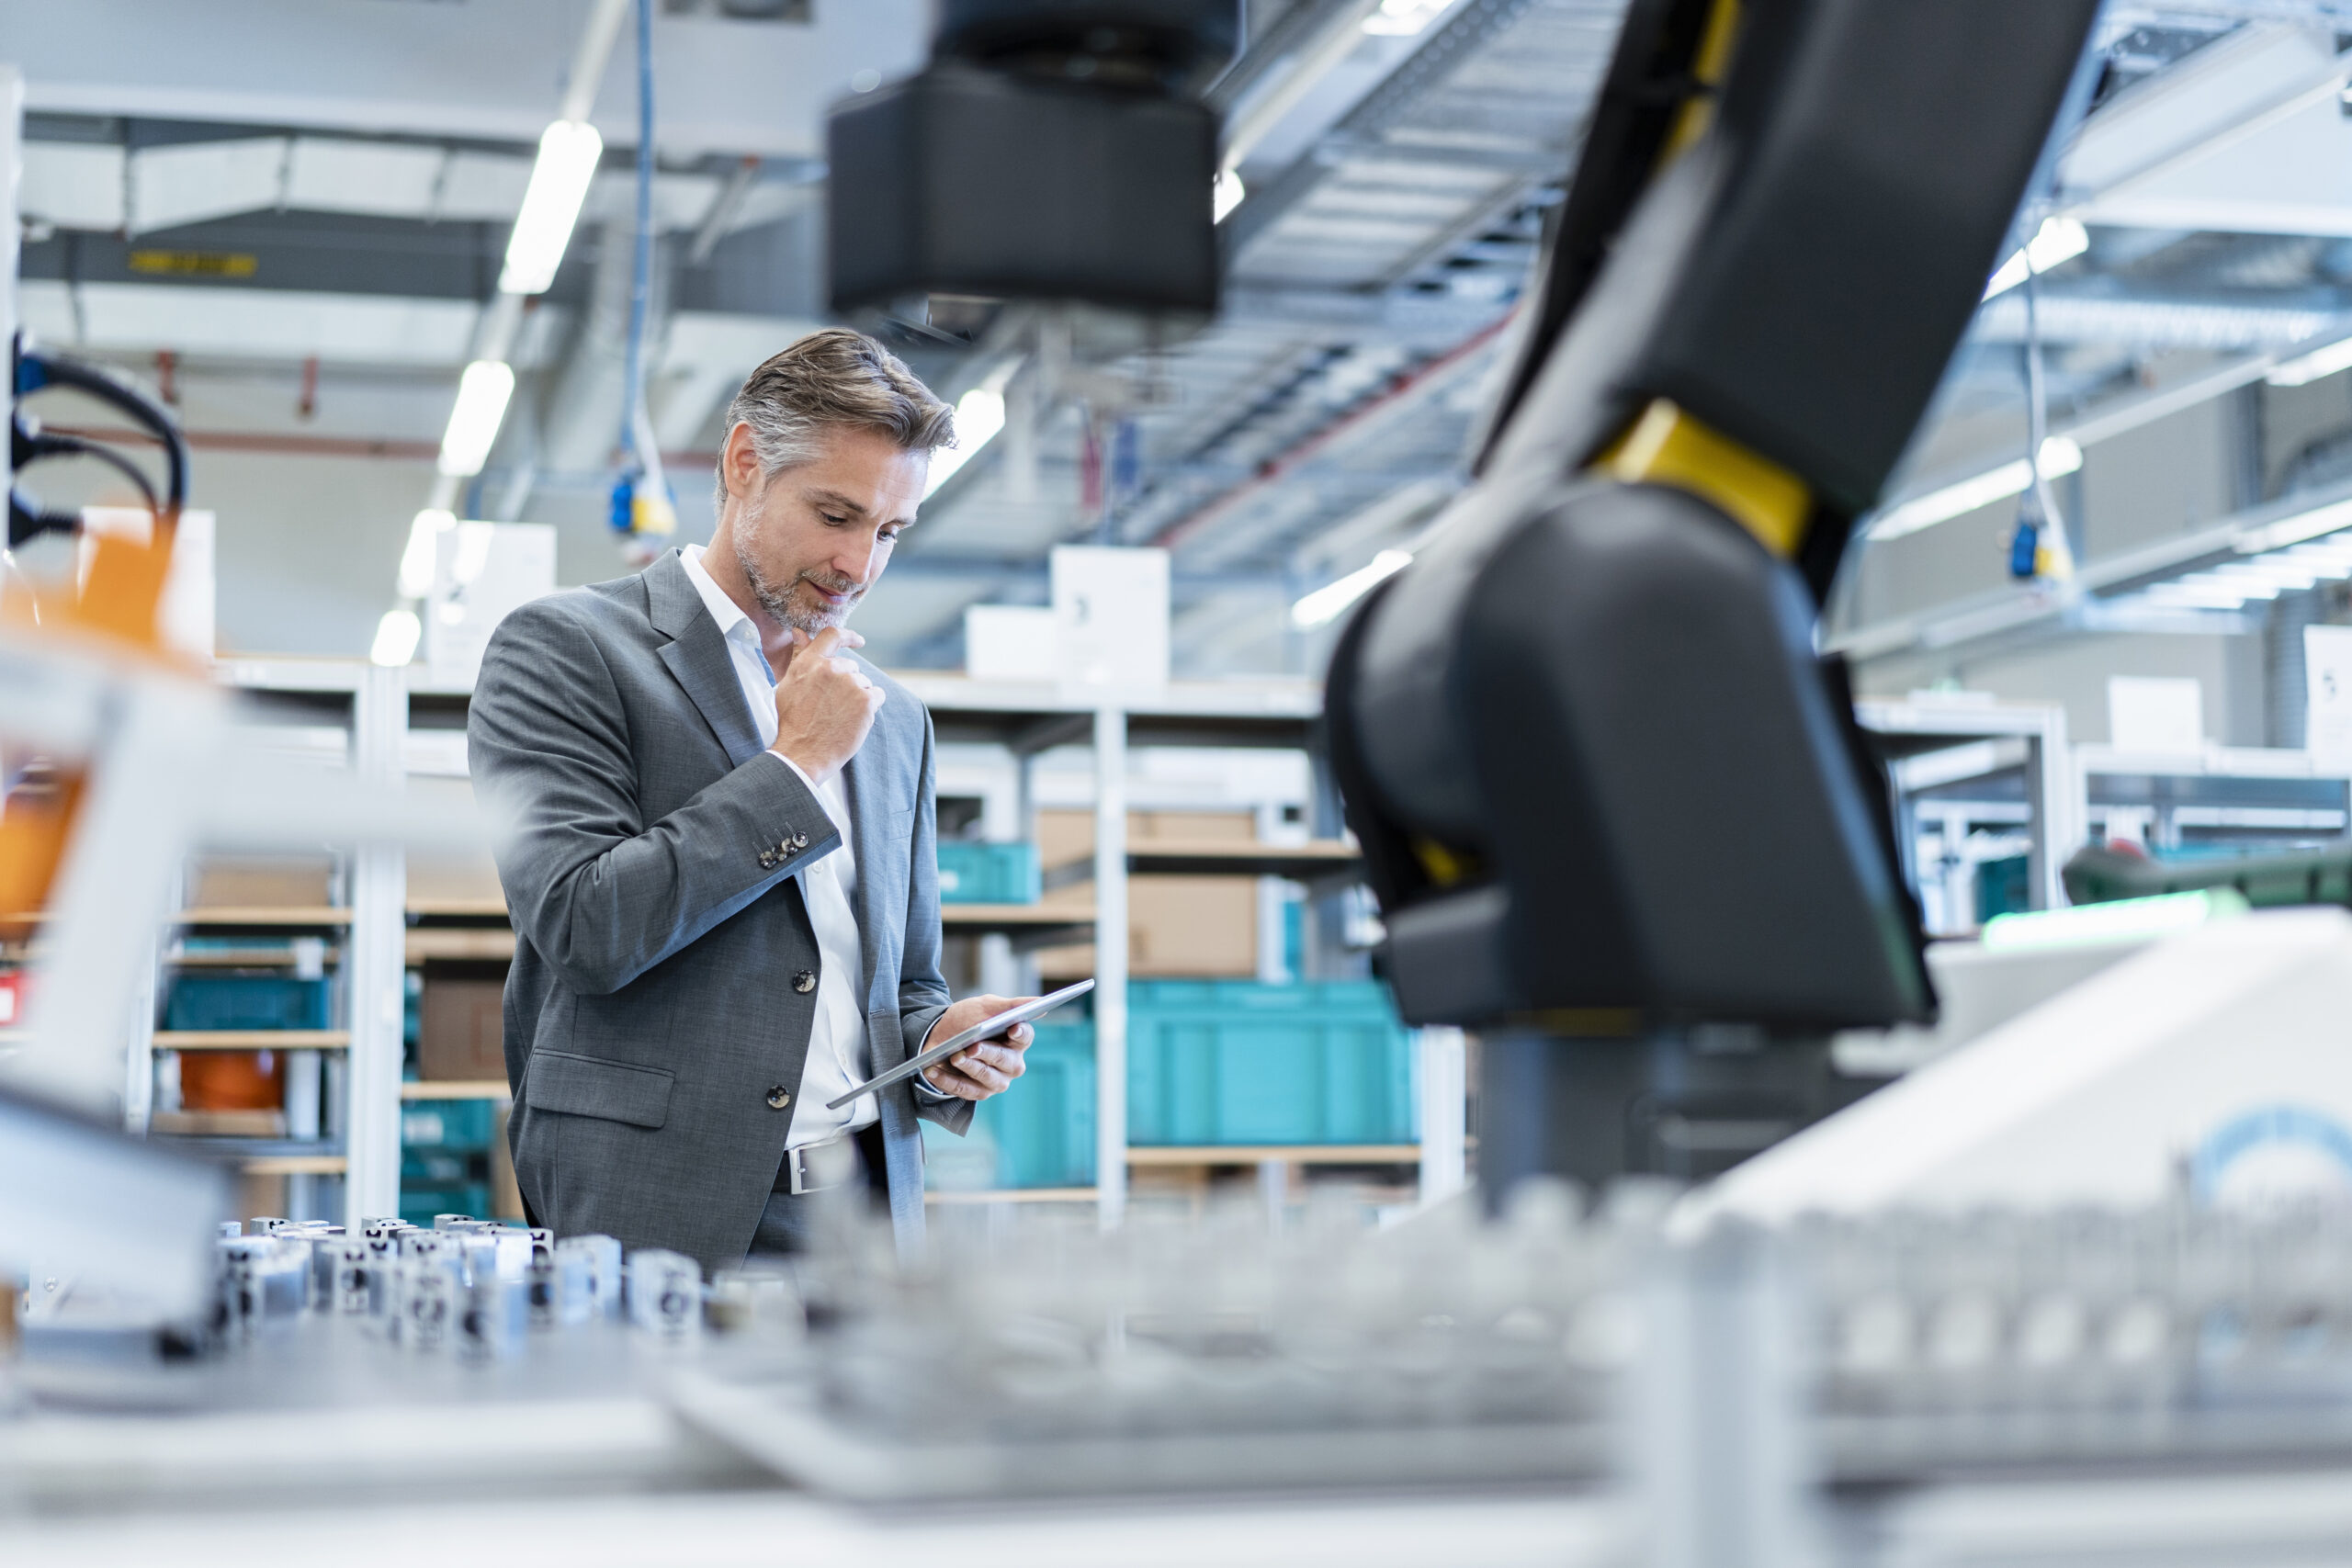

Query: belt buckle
[[788, 1137, 848, 1196]]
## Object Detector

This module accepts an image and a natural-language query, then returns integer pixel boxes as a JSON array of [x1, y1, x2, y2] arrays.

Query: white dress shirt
[[680, 543, 934, 1147]]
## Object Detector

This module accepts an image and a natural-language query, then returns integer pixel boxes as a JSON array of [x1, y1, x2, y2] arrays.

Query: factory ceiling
[[15, 0, 2352, 672]]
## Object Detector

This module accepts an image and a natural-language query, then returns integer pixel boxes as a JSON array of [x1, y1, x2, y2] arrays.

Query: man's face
[[729, 424, 928, 634]]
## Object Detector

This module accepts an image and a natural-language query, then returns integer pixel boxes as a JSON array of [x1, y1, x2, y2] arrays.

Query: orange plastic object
[[0, 515, 180, 924], [181, 1049, 283, 1112]]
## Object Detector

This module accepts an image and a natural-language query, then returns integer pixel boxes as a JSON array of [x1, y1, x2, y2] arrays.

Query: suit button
[[757, 851, 776, 870], [776, 840, 794, 858], [792, 831, 808, 849], [792, 970, 816, 994], [765, 1087, 791, 1111]]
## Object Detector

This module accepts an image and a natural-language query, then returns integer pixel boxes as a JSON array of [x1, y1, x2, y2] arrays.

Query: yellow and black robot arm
[[1325, 0, 2103, 1033]]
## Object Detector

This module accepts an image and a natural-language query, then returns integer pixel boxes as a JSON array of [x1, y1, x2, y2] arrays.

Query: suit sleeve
[[897, 709, 972, 1134], [467, 599, 841, 997]]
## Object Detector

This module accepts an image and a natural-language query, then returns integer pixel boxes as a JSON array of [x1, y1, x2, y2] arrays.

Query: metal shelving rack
[[377, 670, 1459, 1229], [2075, 742, 2352, 855], [131, 657, 407, 1229], [897, 673, 1459, 1225], [1857, 697, 2077, 932]]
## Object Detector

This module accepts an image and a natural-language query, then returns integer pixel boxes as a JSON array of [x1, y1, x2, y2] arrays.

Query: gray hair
[[714, 327, 956, 510]]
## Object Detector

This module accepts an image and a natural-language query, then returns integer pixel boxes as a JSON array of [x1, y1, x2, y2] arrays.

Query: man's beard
[[735, 529, 863, 633]]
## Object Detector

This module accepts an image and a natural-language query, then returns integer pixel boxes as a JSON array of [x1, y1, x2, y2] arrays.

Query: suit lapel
[[842, 660, 912, 1043], [644, 550, 763, 769], [843, 743, 889, 1028]]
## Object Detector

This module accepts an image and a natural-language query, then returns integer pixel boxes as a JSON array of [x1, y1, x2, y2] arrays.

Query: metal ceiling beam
[[1218, 0, 1548, 258], [1207, 0, 1385, 116]]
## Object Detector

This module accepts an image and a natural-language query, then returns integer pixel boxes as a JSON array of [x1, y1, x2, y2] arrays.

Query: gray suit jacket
[[466, 548, 968, 1273]]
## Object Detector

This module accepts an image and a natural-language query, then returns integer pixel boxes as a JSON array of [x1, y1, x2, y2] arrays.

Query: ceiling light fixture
[[1213, 167, 1246, 223], [923, 367, 1018, 500], [398, 508, 454, 599], [2267, 335, 2352, 389], [438, 360, 517, 478], [2233, 496, 2352, 555], [1867, 436, 2082, 542], [1363, 0, 1455, 35], [1292, 548, 1413, 628], [1983, 215, 2088, 300], [2140, 581, 2256, 611], [370, 608, 423, 668], [499, 119, 605, 297]]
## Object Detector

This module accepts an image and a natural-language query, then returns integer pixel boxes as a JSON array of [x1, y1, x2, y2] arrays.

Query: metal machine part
[[1321, 0, 2105, 1201], [826, 0, 1237, 326]]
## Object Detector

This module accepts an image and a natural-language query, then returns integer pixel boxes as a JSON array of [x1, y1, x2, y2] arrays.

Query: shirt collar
[[680, 543, 762, 649]]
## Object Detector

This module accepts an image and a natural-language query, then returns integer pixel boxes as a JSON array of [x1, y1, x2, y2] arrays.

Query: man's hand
[[771, 626, 885, 784], [919, 994, 1035, 1101]]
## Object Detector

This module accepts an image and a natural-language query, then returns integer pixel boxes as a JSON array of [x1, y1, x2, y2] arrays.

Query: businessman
[[468, 328, 1032, 1271]]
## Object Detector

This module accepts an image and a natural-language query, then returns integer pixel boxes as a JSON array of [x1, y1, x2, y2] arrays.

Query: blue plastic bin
[[401, 1100, 496, 1150], [1126, 980, 1414, 1147], [922, 982, 1417, 1186], [935, 841, 1041, 905], [922, 1016, 1095, 1189], [164, 975, 331, 1032]]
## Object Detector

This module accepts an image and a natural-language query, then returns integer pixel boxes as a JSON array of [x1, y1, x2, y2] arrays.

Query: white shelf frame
[[910, 674, 1454, 1224], [374, 671, 1458, 1230], [1857, 698, 2077, 915], [174, 658, 407, 1228]]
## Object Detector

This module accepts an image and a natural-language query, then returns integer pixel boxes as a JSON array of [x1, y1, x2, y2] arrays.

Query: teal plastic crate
[[164, 975, 331, 1032], [935, 840, 1040, 905], [1127, 980, 1414, 1147], [402, 1100, 496, 1150], [922, 1017, 1095, 1189], [922, 983, 1417, 1185]]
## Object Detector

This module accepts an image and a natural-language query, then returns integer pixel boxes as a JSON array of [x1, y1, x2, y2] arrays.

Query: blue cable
[[620, 0, 654, 474]]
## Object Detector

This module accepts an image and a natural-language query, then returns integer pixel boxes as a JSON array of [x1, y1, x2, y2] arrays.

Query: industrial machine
[[827, 0, 1237, 333], [1317, 0, 2104, 1197]]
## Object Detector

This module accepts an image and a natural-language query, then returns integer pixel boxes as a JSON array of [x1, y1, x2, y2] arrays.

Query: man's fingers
[[944, 1054, 1012, 1095], [805, 626, 847, 660], [837, 629, 866, 649], [964, 1042, 1027, 1077]]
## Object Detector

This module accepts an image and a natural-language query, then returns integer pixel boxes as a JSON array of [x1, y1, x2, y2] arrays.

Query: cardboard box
[[408, 853, 507, 914], [190, 856, 334, 909], [1035, 809, 1257, 979], [419, 976, 507, 1082], [151, 1109, 287, 1137]]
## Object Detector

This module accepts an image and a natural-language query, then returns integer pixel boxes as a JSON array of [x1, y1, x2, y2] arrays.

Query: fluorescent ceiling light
[[1213, 168, 1246, 224], [1868, 436, 2082, 542], [1292, 548, 1413, 628], [438, 360, 516, 477], [369, 608, 422, 667], [922, 381, 1012, 499], [2142, 582, 2255, 611], [499, 119, 604, 296], [2285, 539, 2352, 575], [1363, 0, 1454, 35], [2267, 335, 2352, 389], [2233, 496, 2352, 555], [2217, 558, 2321, 591], [2183, 569, 2278, 602], [450, 519, 497, 587], [398, 508, 454, 599], [1983, 215, 2088, 300]]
